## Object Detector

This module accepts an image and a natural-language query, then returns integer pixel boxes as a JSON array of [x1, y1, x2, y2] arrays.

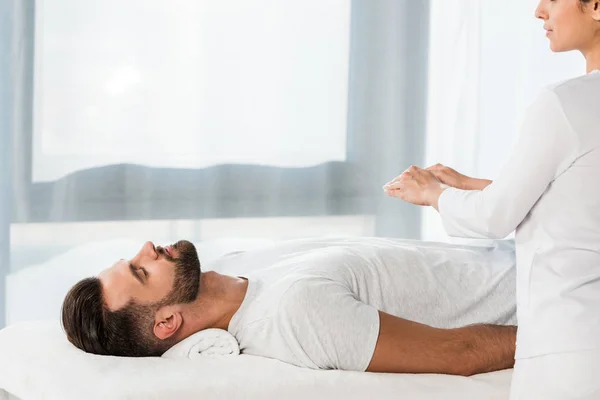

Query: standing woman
[[384, 0, 600, 399]]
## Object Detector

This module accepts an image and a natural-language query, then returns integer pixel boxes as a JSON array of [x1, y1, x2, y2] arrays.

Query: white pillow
[[161, 328, 240, 359]]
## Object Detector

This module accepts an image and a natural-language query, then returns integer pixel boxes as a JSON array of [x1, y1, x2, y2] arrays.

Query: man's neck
[[178, 271, 248, 338]]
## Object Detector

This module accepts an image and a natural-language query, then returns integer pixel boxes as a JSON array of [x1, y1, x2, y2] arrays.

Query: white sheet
[[0, 390, 21, 400], [2, 237, 514, 399], [0, 321, 511, 400]]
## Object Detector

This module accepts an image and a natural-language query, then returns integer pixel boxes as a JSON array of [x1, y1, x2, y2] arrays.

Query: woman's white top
[[438, 70, 600, 359]]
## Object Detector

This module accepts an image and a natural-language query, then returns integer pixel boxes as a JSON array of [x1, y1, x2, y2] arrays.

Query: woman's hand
[[383, 166, 447, 209], [425, 164, 471, 190], [426, 164, 492, 191]]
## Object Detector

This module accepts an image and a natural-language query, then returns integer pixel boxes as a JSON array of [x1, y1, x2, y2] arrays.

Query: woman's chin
[[548, 41, 572, 53], [549, 42, 563, 53]]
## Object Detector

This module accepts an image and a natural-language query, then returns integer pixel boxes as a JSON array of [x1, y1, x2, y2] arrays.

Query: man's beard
[[159, 240, 201, 306], [126, 240, 201, 353]]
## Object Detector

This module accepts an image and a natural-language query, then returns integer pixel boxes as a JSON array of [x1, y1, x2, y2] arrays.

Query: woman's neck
[[584, 40, 600, 73]]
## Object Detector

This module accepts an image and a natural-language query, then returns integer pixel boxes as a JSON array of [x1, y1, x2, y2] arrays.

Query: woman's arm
[[425, 164, 493, 191], [466, 178, 493, 191], [385, 88, 579, 239]]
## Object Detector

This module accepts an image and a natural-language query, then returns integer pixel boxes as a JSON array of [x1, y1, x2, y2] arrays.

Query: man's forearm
[[450, 324, 516, 376]]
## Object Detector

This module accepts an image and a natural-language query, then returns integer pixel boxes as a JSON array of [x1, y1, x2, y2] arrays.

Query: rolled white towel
[[161, 329, 240, 360]]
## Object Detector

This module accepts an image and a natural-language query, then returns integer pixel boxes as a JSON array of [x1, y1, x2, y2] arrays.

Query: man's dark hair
[[580, 0, 599, 11], [61, 277, 177, 357]]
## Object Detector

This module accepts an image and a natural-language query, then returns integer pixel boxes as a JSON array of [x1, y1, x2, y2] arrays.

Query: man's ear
[[591, 1, 600, 20], [153, 307, 183, 341]]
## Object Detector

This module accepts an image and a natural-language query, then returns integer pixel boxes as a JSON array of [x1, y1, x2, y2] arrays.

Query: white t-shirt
[[438, 70, 600, 359], [208, 237, 516, 371]]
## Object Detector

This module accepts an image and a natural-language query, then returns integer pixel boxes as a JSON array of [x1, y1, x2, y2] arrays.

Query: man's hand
[[366, 311, 516, 376], [383, 166, 447, 209], [426, 164, 492, 191]]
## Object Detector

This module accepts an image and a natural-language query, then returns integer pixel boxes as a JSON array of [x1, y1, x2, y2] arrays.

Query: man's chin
[[172, 240, 198, 258], [167, 239, 201, 304]]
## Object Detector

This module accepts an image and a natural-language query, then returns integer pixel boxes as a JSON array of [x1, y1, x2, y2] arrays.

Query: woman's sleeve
[[438, 88, 579, 239]]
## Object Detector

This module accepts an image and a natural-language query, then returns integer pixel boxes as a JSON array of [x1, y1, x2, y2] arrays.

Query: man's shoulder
[[276, 276, 349, 317], [278, 276, 325, 303]]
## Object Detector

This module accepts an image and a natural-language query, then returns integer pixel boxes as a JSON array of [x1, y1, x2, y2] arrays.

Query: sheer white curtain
[[4, 0, 431, 325], [33, 0, 351, 182], [2, 0, 588, 327], [421, 0, 584, 242], [0, 0, 17, 329], [13, 0, 371, 273]]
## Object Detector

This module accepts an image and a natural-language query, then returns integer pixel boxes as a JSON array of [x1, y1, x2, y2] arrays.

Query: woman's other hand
[[383, 166, 446, 209], [426, 164, 492, 191], [425, 164, 471, 190]]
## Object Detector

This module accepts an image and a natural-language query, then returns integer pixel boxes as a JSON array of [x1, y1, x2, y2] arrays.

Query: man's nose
[[134, 241, 158, 260]]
